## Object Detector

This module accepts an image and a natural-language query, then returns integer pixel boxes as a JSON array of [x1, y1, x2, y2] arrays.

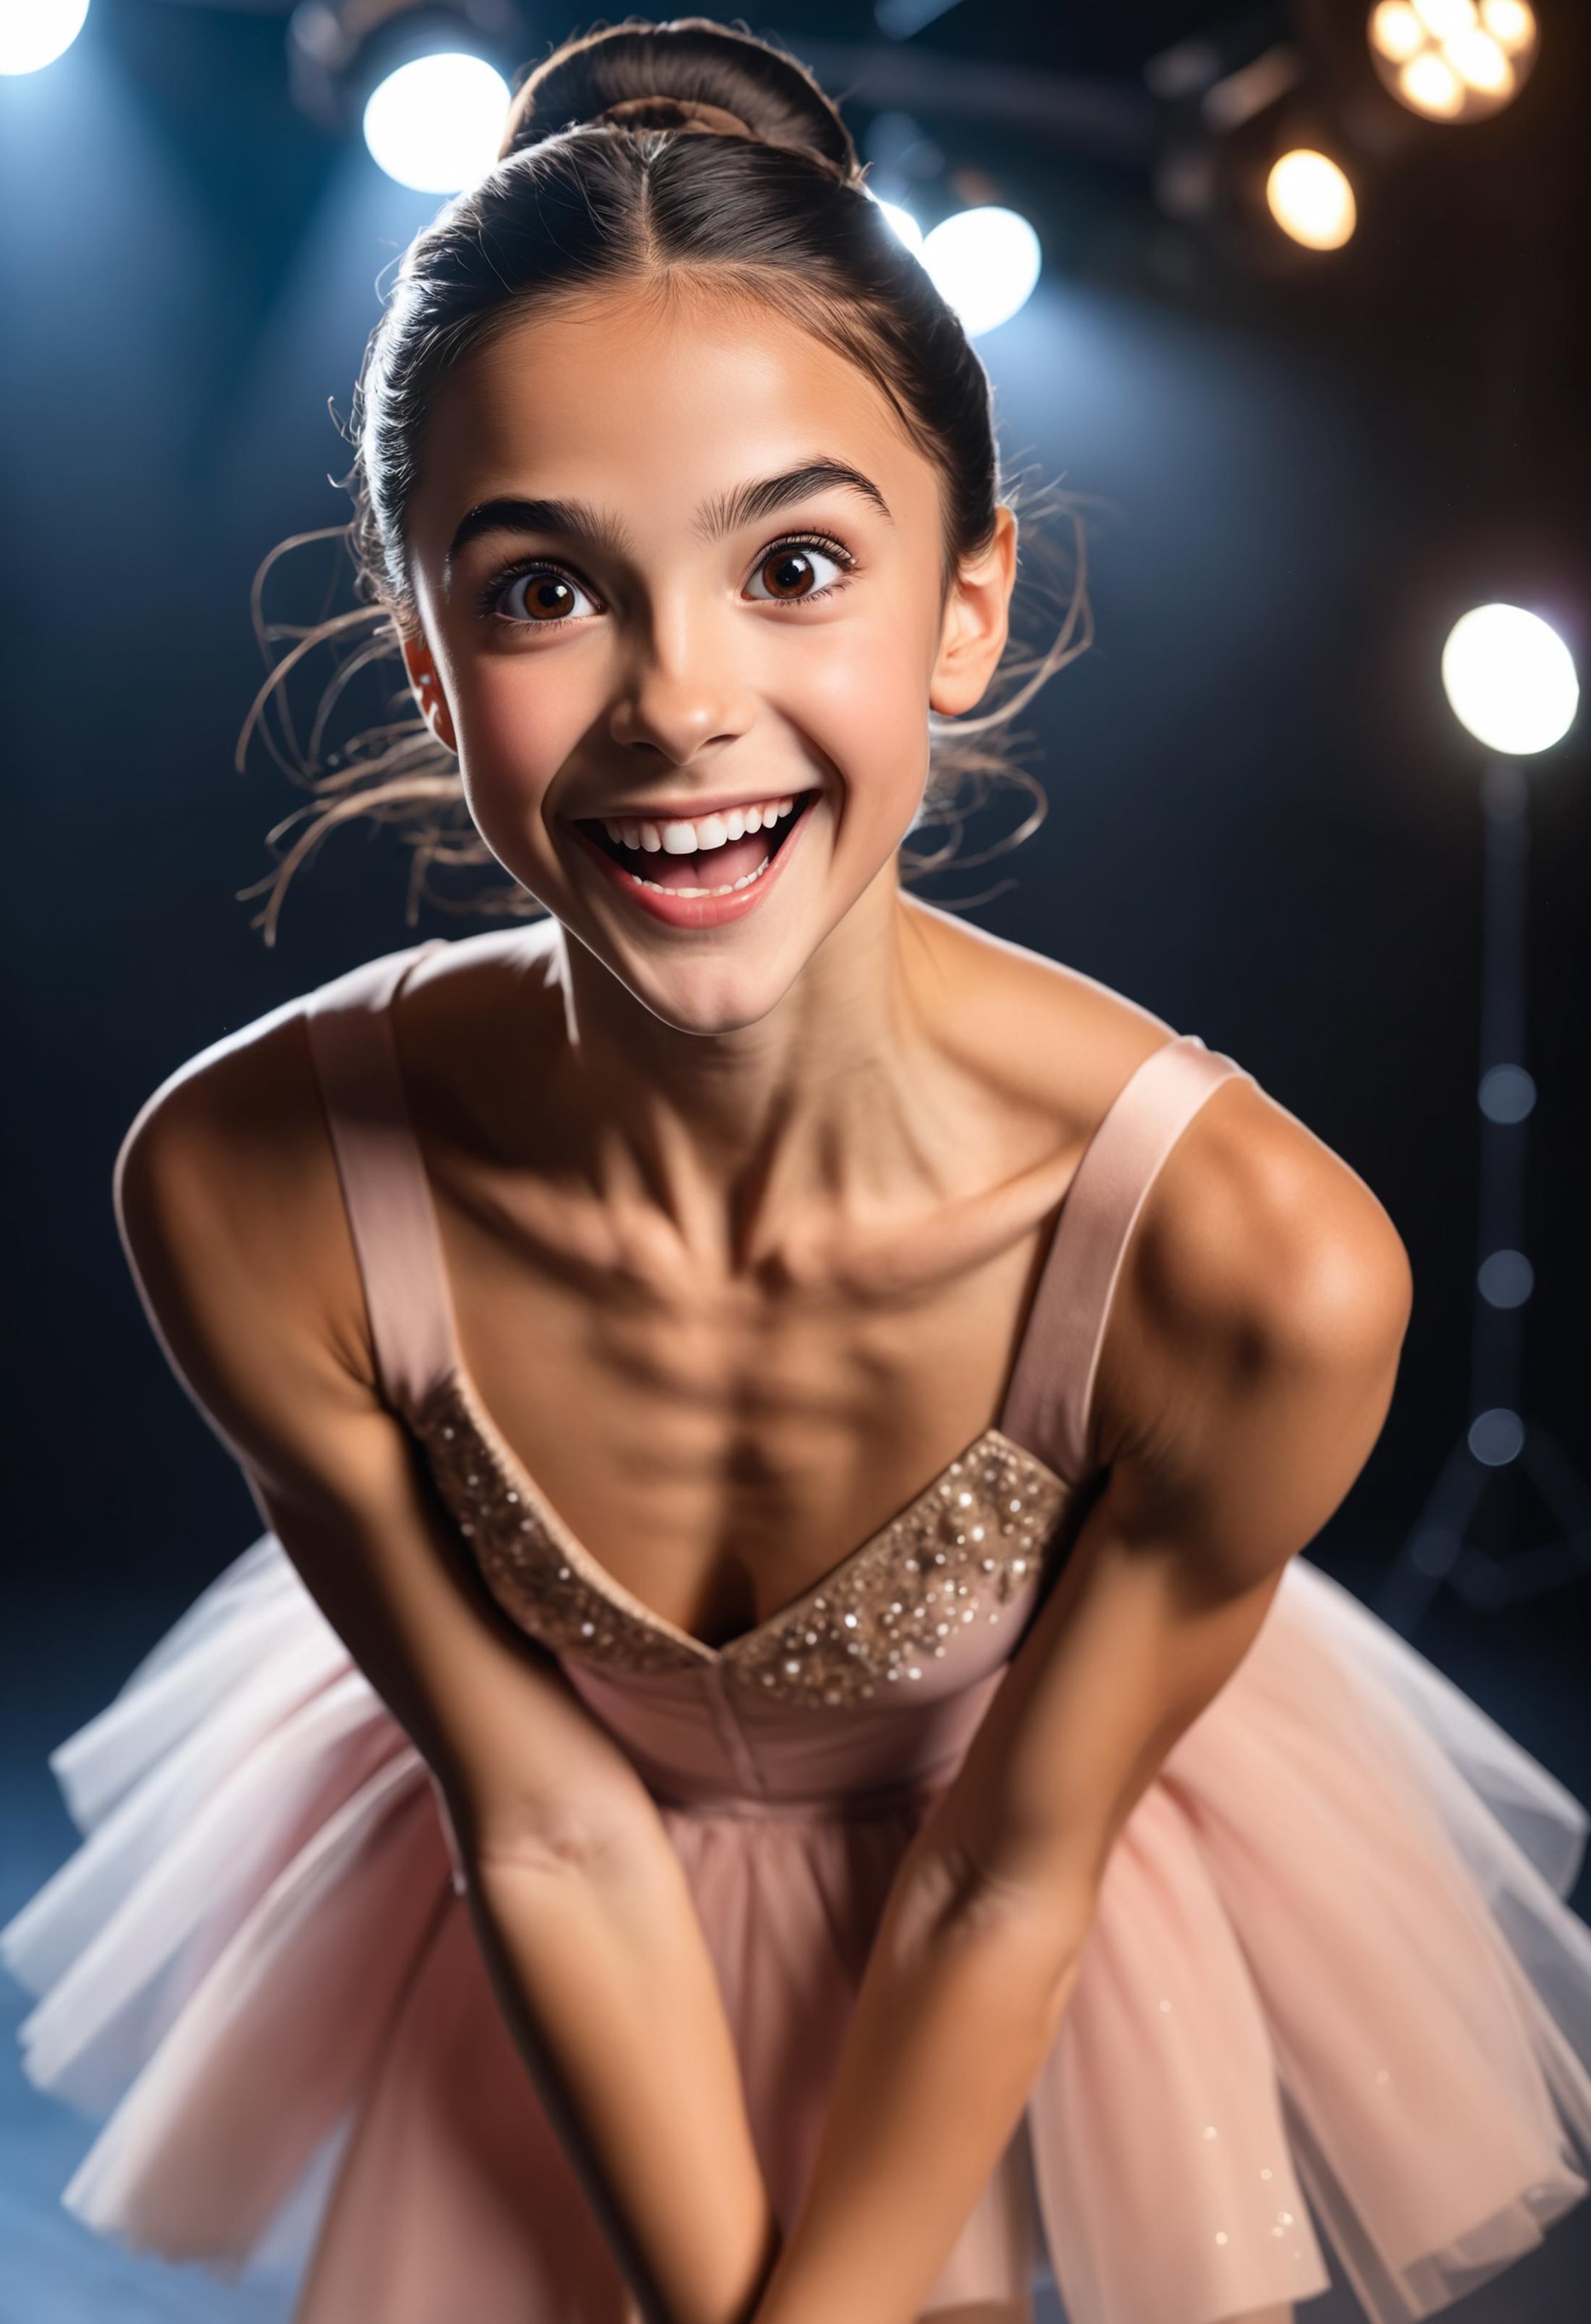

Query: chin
[[614, 948, 812, 1039]]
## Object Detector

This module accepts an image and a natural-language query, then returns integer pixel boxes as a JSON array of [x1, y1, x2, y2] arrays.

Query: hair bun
[[498, 17, 858, 182], [592, 93, 756, 141]]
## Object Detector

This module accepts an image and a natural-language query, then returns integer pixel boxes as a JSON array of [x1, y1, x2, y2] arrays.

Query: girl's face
[[401, 280, 1015, 1035]]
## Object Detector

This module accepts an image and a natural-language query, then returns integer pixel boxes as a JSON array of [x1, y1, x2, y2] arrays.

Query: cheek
[[770, 603, 938, 812], [445, 645, 598, 826]]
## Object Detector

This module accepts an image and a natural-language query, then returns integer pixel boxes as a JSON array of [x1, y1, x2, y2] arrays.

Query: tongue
[[637, 828, 775, 890]]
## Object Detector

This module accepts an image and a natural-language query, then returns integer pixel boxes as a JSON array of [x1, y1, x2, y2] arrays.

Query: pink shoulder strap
[[303, 941, 459, 1420], [998, 1032, 1252, 1484]]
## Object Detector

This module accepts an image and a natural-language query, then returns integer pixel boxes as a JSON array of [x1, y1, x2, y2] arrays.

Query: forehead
[[410, 279, 938, 541]]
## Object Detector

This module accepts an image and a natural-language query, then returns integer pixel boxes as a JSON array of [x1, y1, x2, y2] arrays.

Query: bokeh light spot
[[1266, 151, 1357, 250], [921, 206, 1042, 336], [363, 53, 510, 195]]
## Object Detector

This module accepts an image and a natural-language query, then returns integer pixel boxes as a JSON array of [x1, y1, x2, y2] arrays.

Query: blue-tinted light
[[1468, 1407, 1524, 1468], [873, 197, 924, 257], [1478, 1249, 1534, 1310], [1478, 1063, 1536, 1124]]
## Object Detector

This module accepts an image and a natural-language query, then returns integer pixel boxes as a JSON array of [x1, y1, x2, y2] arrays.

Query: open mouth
[[572, 790, 819, 899]]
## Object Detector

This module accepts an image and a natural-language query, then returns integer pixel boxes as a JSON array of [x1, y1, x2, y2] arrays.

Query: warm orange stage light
[[1266, 150, 1358, 250], [1368, 0, 1537, 120]]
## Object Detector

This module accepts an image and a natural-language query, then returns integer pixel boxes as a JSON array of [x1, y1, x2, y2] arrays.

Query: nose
[[607, 601, 753, 766]]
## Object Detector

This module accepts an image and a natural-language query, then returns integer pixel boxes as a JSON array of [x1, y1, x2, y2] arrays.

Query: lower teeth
[[626, 849, 776, 899]]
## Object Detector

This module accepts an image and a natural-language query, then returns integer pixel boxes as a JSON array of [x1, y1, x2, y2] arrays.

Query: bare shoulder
[[1137, 1073, 1412, 1370], [1094, 1064, 1415, 1526], [113, 969, 376, 1438], [907, 898, 1182, 1136], [115, 928, 552, 1411], [914, 896, 1412, 1345]]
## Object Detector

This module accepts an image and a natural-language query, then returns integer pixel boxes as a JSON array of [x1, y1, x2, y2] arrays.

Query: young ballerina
[[6, 19, 1591, 2324]]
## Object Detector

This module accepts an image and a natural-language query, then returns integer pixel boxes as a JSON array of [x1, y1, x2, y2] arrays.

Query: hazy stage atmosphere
[[2, 2, 1588, 2319]]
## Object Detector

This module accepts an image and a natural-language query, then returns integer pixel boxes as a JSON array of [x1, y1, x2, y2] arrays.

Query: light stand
[[1377, 613, 1588, 1635]]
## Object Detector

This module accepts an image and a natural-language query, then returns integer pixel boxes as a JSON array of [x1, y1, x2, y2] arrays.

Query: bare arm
[[115, 1024, 780, 2324], [751, 1082, 1415, 2324]]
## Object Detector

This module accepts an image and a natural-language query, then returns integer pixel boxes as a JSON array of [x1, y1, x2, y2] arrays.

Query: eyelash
[[477, 531, 858, 627]]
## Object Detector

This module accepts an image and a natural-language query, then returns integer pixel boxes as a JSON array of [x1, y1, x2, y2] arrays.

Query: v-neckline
[[373, 949, 1206, 1661], [428, 1355, 1071, 1662]]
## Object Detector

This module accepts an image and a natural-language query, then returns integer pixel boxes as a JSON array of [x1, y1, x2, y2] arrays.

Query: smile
[[567, 788, 820, 927]]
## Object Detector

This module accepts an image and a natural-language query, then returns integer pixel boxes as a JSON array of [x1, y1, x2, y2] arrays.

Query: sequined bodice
[[413, 1366, 1074, 1707]]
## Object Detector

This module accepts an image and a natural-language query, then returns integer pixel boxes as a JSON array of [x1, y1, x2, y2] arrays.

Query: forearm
[[466, 1831, 782, 2324], [753, 1847, 1082, 2324]]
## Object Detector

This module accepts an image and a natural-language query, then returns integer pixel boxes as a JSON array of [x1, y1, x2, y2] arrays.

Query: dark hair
[[241, 17, 1089, 941]]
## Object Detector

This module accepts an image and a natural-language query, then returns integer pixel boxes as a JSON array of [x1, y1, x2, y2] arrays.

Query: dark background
[[2, 2, 1588, 2316]]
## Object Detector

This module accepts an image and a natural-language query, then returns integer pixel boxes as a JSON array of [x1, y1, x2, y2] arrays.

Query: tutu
[[5, 1536, 1589, 2323]]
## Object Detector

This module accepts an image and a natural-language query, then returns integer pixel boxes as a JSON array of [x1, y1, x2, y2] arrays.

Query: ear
[[399, 632, 459, 753], [929, 503, 1018, 718]]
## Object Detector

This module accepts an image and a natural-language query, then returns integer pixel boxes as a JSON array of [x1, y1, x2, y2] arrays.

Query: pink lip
[[569, 797, 814, 931]]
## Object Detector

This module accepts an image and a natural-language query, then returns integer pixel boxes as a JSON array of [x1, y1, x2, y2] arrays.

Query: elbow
[[896, 1837, 1091, 2009], [448, 1783, 663, 1892]]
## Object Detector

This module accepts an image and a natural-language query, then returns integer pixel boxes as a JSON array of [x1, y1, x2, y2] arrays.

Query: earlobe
[[399, 634, 458, 753], [928, 504, 1018, 719]]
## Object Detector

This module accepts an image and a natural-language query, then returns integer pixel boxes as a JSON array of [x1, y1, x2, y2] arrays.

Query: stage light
[[870, 195, 924, 256], [1265, 151, 1356, 250], [362, 51, 509, 193], [1369, 3, 1426, 61], [1479, 0, 1535, 50], [1413, 0, 1478, 35], [1368, 0, 1535, 120], [1441, 606, 1579, 755], [0, 0, 89, 75], [921, 206, 1041, 337], [1382, 596, 1582, 1627], [1399, 53, 1465, 114]]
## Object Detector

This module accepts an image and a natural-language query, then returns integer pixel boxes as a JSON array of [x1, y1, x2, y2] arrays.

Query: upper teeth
[[601, 796, 800, 854]]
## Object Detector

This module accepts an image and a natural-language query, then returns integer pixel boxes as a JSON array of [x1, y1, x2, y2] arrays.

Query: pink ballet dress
[[5, 937, 1591, 2324]]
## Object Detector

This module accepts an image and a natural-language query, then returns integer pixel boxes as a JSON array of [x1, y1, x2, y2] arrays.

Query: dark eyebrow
[[445, 460, 891, 576], [445, 497, 635, 573], [696, 460, 892, 541]]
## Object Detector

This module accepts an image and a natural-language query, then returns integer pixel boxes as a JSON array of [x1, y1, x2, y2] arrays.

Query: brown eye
[[746, 541, 848, 604], [524, 577, 575, 620], [761, 550, 816, 599], [496, 569, 597, 624]]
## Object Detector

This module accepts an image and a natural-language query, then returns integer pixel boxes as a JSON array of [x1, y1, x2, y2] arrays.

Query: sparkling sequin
[[417, 1376, 704, 1675], [709, 1433, 1066, 1703], [413, 1371, 1071, 1700]]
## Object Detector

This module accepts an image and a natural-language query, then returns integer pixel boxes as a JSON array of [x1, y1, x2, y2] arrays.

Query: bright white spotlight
[[873, 198, 925, 257], [0, 0, 89, 75], [1441, 606, 1579, 755], [1266, 151, 1357, 250], [921, 206, 1041, 337], [362, 53, 510, 194], [1369, 0, 1535, 119]]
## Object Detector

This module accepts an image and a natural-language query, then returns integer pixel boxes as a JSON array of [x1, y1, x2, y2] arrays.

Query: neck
[[540, 876, 963, 1265]]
